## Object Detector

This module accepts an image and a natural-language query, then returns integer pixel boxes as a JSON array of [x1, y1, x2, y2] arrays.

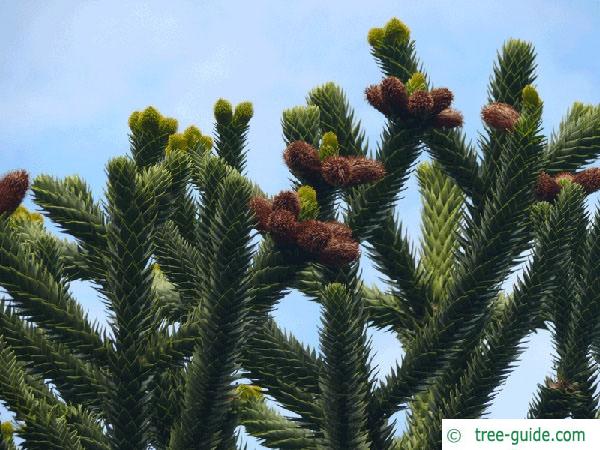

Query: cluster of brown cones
[[249, 191, 360, 267], [0, 170, 29, 216], [481, 102, 521, 131], [283, 141, 386, 187], [365, 76, 463, 128], [535, 168, 600, 201]]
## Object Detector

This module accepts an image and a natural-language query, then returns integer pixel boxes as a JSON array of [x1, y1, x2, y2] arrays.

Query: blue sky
[[1, 1, 599, 448]]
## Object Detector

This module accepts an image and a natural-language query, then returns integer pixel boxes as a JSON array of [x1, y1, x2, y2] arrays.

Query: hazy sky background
[[1, 1, 599, 448]]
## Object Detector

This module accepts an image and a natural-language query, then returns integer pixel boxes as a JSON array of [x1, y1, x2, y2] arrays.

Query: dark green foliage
[[214, 99, 253, 172], [162, 149, 199, 243], [31, 175, 108, 284], [153, 221, 204, 313], [346, 122, 422, 239], [0, 97, 262, 448], [169, 172, 253, 450], [423, 129, 482, 205], [148, 366, 185, 448], [281, 105, 339, 221], [246, 238, 306, 318], [1, 15, 600, 450], [528, 183, 600, 420], [404, 184, 588, 448], [318, 283, 372, 449], [0, 219, 108, 365], [543, 103, 600, 173], [367, 214, 429, 329], [242, 320, 323, 432], [129, 107, 178, 168], [480, 41, 538, 221], [528, 379, 573, 419], [307, 83, 367, 157], [103, 157, 170, 449], [282, 106, 321, 148], [487, 39, 537, 108], [239, 394, 318, 449], [0, 300, 107, 411], [0, 336, 108, 450]]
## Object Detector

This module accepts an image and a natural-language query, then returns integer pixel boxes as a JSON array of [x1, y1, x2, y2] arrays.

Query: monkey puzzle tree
[[1, 16, 600, 450]]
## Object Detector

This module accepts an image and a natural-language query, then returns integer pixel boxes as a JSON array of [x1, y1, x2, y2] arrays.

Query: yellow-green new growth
[[297, 185, 319, 220], [383, 18, 411, 45], [234, 101, 254, 125], [367, 18, 410, 47], [128, 106, 178, 136], [367, 27, 385, 46], [319, 131, 340, 160], [166, 126, 212, 155], [161, 117, 178, 136], [522, 85, 542, 110], [199, 135, 213, 151], [128, 108, 156, 132], [214, 98, 233, 123], [406, 72, 427, 95], [236, 384, 264, 403], [0, 421, 13, 438], [557, 177, 575, 188], [183, 126, 203, 144], [9, 205, 44, 224], [165, 134, 187, 155]]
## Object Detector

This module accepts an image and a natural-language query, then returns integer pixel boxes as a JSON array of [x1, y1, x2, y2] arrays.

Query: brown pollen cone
[[296, 220, 332, 254], [283, 141, 322, 179], [322, 156, 352, 187], [268, 209, 298, 245], [574, 168, 600, 194], [323, 221, 353, 239], [365, 84, 391, 116], [407, 90, 434, 117], [318, 236, 360, 267], [535, 172, 561, 201], [272, 190, 301, 218], [348, 158, 386, 185], [481, 102, 520, 131], [249, 196, 273, 232], [430, 88, 454, 114], [546, 377, 577, 394], [381, 76, 408, 115], [432, 108, 464, 129], [0, 170, 29, 216], [555, 172, 575, 183]]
